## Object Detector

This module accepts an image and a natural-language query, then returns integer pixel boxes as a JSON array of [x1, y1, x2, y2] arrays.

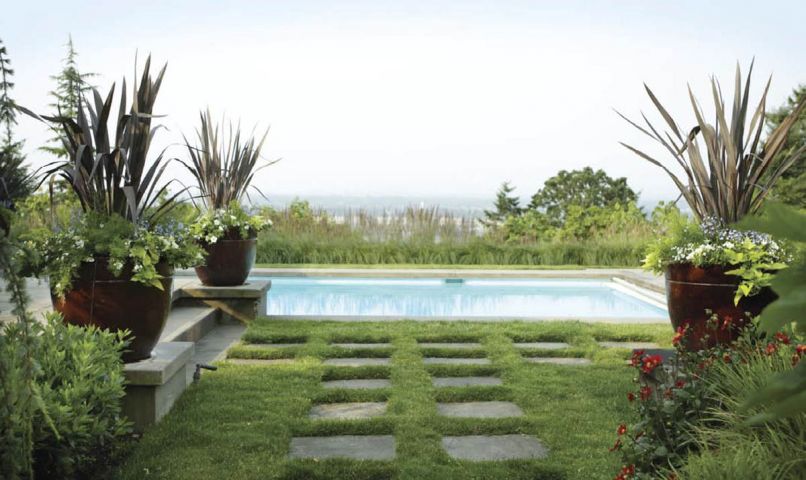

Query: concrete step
[[160, 306, 219, 343]]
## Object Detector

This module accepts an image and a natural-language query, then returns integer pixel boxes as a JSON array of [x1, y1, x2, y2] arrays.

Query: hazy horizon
[[3, 1, 804, 206]]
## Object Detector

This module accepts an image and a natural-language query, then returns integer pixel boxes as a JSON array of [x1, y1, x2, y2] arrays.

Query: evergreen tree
[[483, 181, 523, 225], [766, 85, 806, 208], [0, 38, 31, 209], [40, 35, 96, 158]]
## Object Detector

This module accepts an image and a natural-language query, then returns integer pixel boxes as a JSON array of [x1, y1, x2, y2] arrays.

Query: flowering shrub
[[23, 213, 203, 297], [190, 203, 271, 244], [610, 321, 804, 479], [643, 217, 791, 303]]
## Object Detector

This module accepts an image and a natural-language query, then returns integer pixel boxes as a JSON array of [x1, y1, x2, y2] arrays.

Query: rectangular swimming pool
[[251, 276, 668, 321]]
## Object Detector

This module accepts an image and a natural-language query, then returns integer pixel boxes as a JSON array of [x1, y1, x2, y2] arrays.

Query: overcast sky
[[3, 0, 804, 205]]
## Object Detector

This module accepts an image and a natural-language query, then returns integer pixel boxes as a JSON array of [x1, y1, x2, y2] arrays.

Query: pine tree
[[0, 38, 31, 208], [766, 85, 806, 208], [40, 35, 97, 158], [483, 181, 523, 226], [0, 38, 18, 147]]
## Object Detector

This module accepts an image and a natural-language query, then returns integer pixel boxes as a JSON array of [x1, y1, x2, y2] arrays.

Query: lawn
[[115, 320, 671, 480]]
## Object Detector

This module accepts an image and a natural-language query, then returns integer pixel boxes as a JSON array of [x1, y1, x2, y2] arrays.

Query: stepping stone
[[322, 379, 391, 390], [513, 342, 569, 350], [525, 357, 591, 365], [331, 343, 392, 349], [418, 342, 482, 349], [442, 434, 548, 461], [227, 358, 297, 365], [423, 357, 491, 365], [258, 343, 304, 348], [598, 341, 660, 349], [289, 435, 395, 460], [437, 401, 523, 418], [432, 376, 502, 387], [309, 402, 387, 419], [324, 358, 391, 367]]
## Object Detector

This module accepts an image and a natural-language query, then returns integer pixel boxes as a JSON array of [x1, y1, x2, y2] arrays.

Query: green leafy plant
[[619, 61, 806, 224], [190, 202, 271, 245]]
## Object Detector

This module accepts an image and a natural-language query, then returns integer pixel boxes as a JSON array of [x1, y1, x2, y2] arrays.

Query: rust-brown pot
[[194, 229, 257, 286], [51, 257, 174, 363], [665, 263, 777, 351]]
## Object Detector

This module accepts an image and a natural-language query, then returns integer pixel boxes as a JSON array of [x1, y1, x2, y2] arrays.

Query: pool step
[[444, 278, 465, 285]]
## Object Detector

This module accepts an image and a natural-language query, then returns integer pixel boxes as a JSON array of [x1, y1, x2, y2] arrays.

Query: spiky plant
[[20, 55, 180, 226], [181, 109, 273, 210], [618, 61, 806, 224]]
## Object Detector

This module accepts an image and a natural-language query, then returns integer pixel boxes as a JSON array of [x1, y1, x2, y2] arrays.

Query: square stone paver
[[513, 342, 569, 350], [442, 434, 548, 461], [309, 402, 387, 419], [597, 341, 660, 349], [423, 357, 491, 365], [432, 376, 502, 387], [437, 401, 523, 418], [226, 358, 297, 366], [419, 342, 482, 349], [289, 435, 395, 460], [322, 379, 391, 389], [259, 343, 304, 348], [331, 343, 392, 349], [525, 357, 591, 365], [323, 358, 391, 367]]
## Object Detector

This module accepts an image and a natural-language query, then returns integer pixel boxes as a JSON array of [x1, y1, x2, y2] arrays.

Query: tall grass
[[257, 204, 650, 266]]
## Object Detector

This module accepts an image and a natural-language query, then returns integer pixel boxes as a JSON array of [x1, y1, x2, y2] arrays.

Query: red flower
[[639, 385, 652, 401], [641, 354, 663, 374], [626, 391, 635, 402], [765, 342, 778, 355], [675, 379, 685, 389], [672, 325, 688, 345], [796, 344, 806, 356], [609, 438, 622, 452], [621, 464, 635, 476], [775, 332, 791, 345], [617, 424, 627, 436], [723, 353, 732, 363], [614, 474, 626, 480], [630, 349, 645, 367], [721, 315, 734, 330]]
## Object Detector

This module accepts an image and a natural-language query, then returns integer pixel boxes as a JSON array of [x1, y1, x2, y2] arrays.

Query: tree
[[483, 181, 523, 226], [40, 35, 96, 158], [0, 38, 31, 213], [766, 85, 806, 208], [528, 167, 638, 226]]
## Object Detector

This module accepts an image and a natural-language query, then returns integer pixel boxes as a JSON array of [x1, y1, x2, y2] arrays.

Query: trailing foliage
[[190, 202, 271, 244], [619, 61, 806, 223]]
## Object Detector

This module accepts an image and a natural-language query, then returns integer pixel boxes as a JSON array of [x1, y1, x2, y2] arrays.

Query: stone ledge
[[174, 280, 270, 300], [124, 342, 194, 386]]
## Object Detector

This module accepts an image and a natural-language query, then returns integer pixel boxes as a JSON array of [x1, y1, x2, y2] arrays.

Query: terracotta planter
[[51, 258, 174, 363], [665, 263, 777, 351], [194, 229, 257, 286]]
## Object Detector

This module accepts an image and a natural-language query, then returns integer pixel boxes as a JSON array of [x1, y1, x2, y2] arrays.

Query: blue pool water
[[253, 277, 667, 319]]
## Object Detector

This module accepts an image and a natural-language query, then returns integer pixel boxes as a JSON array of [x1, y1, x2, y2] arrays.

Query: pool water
[[253, 277, 667, 319]]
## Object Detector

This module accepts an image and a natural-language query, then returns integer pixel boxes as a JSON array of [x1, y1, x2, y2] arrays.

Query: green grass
[[116, 320, 671, 480]]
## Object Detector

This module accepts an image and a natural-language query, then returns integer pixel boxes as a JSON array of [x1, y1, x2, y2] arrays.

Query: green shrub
[[0, 314, 131, 479]]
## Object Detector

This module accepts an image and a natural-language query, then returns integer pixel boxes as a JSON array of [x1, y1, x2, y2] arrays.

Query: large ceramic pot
[[665, 263, 777, 351], [194, 228, 257, 286], [51, 257, 174, 363]]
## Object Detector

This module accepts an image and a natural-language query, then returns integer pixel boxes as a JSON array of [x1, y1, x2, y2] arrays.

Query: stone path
[[432, 376, 502, 387], [289, 435, 396, 460], [513, 342, 569, 350], [423, 357, 491, 365], [597, 341, 660, 349], [332, 343, 392, 349], [322, 379, 391, 389], [525, 357, 591, 365], [437, 401, 524, 418], [442, 435, 548, 460], [418, 342, 482, 349], [309, 402, 387, 419], [323, 358, 391, 367]]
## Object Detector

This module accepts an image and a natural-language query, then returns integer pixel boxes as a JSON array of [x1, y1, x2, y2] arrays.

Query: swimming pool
[[252, 277, 668, 321]]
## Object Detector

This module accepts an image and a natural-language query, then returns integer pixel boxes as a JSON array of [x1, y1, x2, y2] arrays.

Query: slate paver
[[432, 376, 502, 387], [323, 358, 391, 367], [442, 434, 548, 461], [331, 343, 392, 349], [309, 402, 387, 419], [437, 401, 523, 418], [423, 357, 491, 365], [525, 357, 591, 365], [418, 342, 483, 349], [513, 342, 570, 350], [258, 343, 304, 348], [322, 379, 391, 389], [226, 358, 297, 365], [289, 435, 396, 460], [597, 341, 660, 349]]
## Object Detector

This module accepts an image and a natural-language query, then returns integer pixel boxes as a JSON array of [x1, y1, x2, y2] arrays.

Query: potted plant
[[619, 62, 805, 350], [20, 56, 203, 362], [181, 110, 274, 286]]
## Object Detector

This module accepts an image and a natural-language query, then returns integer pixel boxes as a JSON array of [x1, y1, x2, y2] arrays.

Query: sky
[[2, 0, 804, 207]]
